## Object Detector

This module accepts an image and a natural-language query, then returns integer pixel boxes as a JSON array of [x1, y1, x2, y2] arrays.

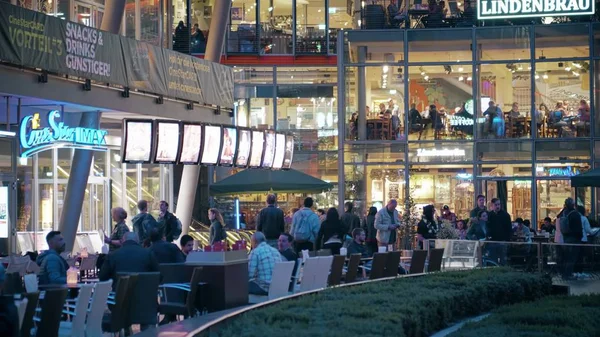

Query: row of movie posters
[[121, 120, 294, 169]]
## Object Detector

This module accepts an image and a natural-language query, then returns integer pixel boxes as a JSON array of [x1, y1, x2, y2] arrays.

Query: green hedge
[[450, 294, 600, 337], [215, 269, 551, 337]]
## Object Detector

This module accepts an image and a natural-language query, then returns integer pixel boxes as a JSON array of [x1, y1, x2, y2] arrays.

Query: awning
[[210, 169, 333, 195], [570, 168, 600, 187]]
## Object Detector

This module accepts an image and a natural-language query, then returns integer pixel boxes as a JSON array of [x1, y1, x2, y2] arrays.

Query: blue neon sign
[[19, 110, 108, 158]]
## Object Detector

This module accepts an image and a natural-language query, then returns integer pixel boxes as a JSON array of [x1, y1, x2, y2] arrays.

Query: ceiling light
[[467, 76, 472, 81], [565, 66, 572, 71], [382, 74, 388, 79], [458, 67, 464, 72], [389, 89, 397, 94], [573, 71, 580, 77], [420, 71, 425, 76], [424, 75, 429, 81], [458, 76, 464, 81], [573, 62, 582, 69], [518, 65, 523, 70], [535, 74, 540, 79], [542, 73, 548, 79], [383, 65, 389, 73], [528, 66, 532, 70], [268, 6, 273, 11]]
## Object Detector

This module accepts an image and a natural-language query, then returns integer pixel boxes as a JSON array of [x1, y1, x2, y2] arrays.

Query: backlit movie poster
[[125, 121, 152, 162], [180, 124, 202, 163], [272, 133, 286, 169], [155, 122, 180, 162], [262, 131, 275, 168], [236, 130, 251, 167], [219, 127, 237, 165], [201, 126, 221, 164], [283, 135, 294, 169], [249, 131, 264, 167]]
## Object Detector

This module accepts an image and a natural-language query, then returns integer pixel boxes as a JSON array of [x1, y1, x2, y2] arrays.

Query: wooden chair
[[327, 255, 346, 286], [368, 253, 388, 280], [85, 280, 113, 337], [344, 254, 361, 283], [408, 250, 428, 274], [427, 248, 445, 273], [33, 288, 69, 337], [20, 292, 39, 337], [122, 272, 161, 328], [102, 276, 130, 336], [383, 251, 402, 277], [159, 267, 205, 320]]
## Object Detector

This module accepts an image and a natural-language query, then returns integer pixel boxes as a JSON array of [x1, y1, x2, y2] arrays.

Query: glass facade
[[339, 24, 600, 229]]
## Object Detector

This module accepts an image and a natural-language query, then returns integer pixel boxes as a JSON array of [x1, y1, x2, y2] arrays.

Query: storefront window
[[408, 65, 474, 141], [17, 159, 33, 232], [408, 142, 474, 163], [344, 164, 366, 204], [228, 0, 258, 53], [235, 67, 274, 84], [477, 141, 532, 162], [536, 141, 590, 161], [260, 0, 292, 54], [141, 165, 160, 217], [295, 0, 325, 54], [479, 164, 533, 178], [535, 25, 590, 59], [344, 143, 405, 164], [172, 0, 189, 53], [327, 5, 351, 54], [346, 31, 404, 63], [537, 180, 590, 225], [409, 165, 474, 219], [368, 165, 405, 211], [248, 98, 274, 129], [110, 150, 124, 211], [125, 163, 139, 224], [276, 67, 337, 84], [476, 26, 530, 61], [0, 138, 12, 173], [481, 179, 532, 221], [476, 63, 532, 139], [37, 151, 53, 232], [408, 29, 472, 62], [535, 62, 590, 139]]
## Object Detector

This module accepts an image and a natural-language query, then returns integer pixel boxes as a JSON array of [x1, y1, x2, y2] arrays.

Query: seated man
[[388, 0, 407, 27], [99, 232, 159, 288], [149, 228, 185, 264], [278, 233, 299, 292], [36, 231, 69, 285], [347, 228, 370, 258], [248, 231, 282, 295], [180, 234, 195, 258]]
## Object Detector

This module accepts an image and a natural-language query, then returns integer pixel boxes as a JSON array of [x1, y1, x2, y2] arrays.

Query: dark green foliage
[[215, 269, 551, 337], [450, 294, 600, 337]]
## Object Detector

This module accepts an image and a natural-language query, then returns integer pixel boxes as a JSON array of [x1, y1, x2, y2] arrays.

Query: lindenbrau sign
[[478, 0, 595, 20], [0, 2, 234, 108]]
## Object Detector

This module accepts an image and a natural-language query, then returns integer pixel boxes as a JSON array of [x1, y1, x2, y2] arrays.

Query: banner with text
[[0, 2, 234, 107]]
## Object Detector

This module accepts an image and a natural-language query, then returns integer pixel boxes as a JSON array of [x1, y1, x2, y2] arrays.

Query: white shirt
[[581, 215, 592, 243]]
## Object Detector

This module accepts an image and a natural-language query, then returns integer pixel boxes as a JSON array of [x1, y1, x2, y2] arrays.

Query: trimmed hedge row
[[215, 269, 551, 337], [450, 294, 600, 337]]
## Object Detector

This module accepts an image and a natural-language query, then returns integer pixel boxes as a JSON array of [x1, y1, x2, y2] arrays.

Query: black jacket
[[209, 220, 227, 245], [488, 210, 512, 242], [341, 212, 361, 235], [316, 219, 346, 249], [99, 241, 160, 288], [256, 205, 285, 240], [149, 240, 185, 264], [158, 212, 178, 243], [563, 209, 583, 242], [364, 215, 377, 242]]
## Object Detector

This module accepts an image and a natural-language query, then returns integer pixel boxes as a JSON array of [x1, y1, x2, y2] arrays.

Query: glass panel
[[52, 0, 70, 20], [91, 183, 105, 231], [536, 141, 590, 161], [537, 180, 590, 222], [477, 141, 532, 161], [246, 98, 274, 129], [17, 158, 33, 233], [408, 29, 472, 62], [476, 26, 530, 61], [140, 0, 160, 46], [593, 60, 600, 135], [344, 143, 405, 164], [480, 179, 532, 221], [0, 138, 12, 173], [344, 164, 366, 204], [408, 65, 474, 140], [75, 5, 92, 26], [535, 25, 590, 59], [172, 0, 189, 53], [295, 0, 326, 54], [347, 32, 404, 63], [141, 165, 160, 217], [345, 66, 357, 140], [39, 182, 53, 232], [535, 62, 590, 139], [276, 67, 337, 84], [110, 150, 124, 211], [478, 164, 533, 177], [125, 164, 138, 225], [409, 164, 474, 219], [595, 141, 600, 158], [477, 63, 532, 139], [367, 165, 406, 211], [408, 142, 473, 163], [260, 0, 293, 54], [125, 0, 136, 39], [228, 0, 258, 53], [57, 148, 72, 179], [234, 68, 274, 84]]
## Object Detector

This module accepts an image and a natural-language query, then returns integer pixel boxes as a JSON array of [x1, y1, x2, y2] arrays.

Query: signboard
[[153, 121, 181, 164], [283, 135, 294, 170], [19, 110, 108, 158], [478, 0, 595, 20], [219, 127, 237, 166], [201, 125, 222, 165], [0, 2, 234, 107], [262, 130, 276, 168], [179, 124, 202, 164], [236, 129, 252, 168], [122, 120, 153, 163]]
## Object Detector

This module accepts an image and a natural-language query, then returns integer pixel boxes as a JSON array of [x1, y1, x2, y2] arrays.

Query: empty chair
[[23, 274, 38, 293], [159, 267, 204, 320], [20, 292, 39, 337], [344, 254, 361, 283], [314, 256, 334, 289], [124, 272, 161, 329], [299, 257, 320, 292], [33, 288, 69, 337], [408, 250, 428, 274], [383, 251, 402, 278], [249, 261, 295, 303], [85, 280, 112, 337], [102, 276, 130, 336], [59, 283, 94, 337], [427, 248, 445, 272], [327, 255, 346, 286], [369, 253, 388, 280]]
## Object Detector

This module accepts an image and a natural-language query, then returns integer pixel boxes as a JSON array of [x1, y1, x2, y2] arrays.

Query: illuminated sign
[[449, 116, 474, 126], [478, 0, 595, 20], [19, 110, 108, 158], [417, 148, 466, 157], [539, 166, 581, 177]]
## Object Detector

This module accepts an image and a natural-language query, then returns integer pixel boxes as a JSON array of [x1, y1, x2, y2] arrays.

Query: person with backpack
[[158, 200, 182, 243], [560, 198, 583, 280], [290, 197, 320, 253], [131, 200, 158, 245]]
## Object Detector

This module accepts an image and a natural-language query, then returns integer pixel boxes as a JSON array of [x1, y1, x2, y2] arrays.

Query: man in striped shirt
[[248, 231, 282, 295]]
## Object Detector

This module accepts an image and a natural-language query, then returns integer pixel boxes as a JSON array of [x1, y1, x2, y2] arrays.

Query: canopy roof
[[210, 169, 333, 195], [570, 168, 600, 187]]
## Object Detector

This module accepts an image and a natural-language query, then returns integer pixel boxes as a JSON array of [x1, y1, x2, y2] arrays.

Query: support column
[[357, 46, 367, 140], [59, 1, 125, 251], [176, 0, 231, 235], [58, 111, 101, 251]]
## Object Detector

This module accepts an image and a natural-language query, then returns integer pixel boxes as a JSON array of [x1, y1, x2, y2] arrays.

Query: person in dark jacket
[[561, 198, 583, 280], [341, 202, 361, 235], [99, 232, 160, 289], [149, 228, 185, 264], [0, 264, 19, 337], [487, 198, 512, 265], [363, 206, 378, 255], [158, 201, 178, 243], [256, 194, 285, 248], [36, 231, 69, 285], [316, 208, 346, 255], [417, 205, 438, 250], [347, 228, 369, 258], [131, 200, 157, 245], [209, 208, 227, 245]]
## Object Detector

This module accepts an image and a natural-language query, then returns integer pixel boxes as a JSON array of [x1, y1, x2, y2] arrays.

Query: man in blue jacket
[[36, 231, 69, 285]]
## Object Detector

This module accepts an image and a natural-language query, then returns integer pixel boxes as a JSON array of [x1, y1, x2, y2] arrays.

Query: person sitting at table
[[149, 228, 185, 264], [430, 105, 444, 140], [426, 0, 444, 27], [409, 103, 424, 137], [379, 102, 390, 117], [347, 228, 370, 258], [248, 231, 282, 296], [456, 220, 468, 240], [277, 233, 299, 292], [548, 101, 566, 136], [180, 234, 194, 257], [508, 102, 525, 137], [387, 0, 408, 28], [540, 217, 555, 234], [439, 205, 457, 226], [458, 0, 476, 26], [99, 232, 160, 289], [37, 230, 69, 285], [577, 99, 590, 136], [523, 219, 536, 236], [536, 103, 549, 135], [513, 218, 532, 243]]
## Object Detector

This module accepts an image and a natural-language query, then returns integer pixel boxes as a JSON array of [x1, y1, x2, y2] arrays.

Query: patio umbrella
[[210, 169, 333, 195], [570, 167, 600, 187]]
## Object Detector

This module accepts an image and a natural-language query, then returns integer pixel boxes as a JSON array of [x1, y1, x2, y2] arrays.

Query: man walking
[[487, 198, 512, 265], [341, 201, 361, 235], [290, 197, 320, 253], [131, 200, 157, 245], [256, 194, 285, 248], [158, 201, 179, 243]]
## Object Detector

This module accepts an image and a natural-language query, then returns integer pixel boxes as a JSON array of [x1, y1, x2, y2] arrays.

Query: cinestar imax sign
[[19, 110, 108, 158], [478, 0, 595, 20]]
